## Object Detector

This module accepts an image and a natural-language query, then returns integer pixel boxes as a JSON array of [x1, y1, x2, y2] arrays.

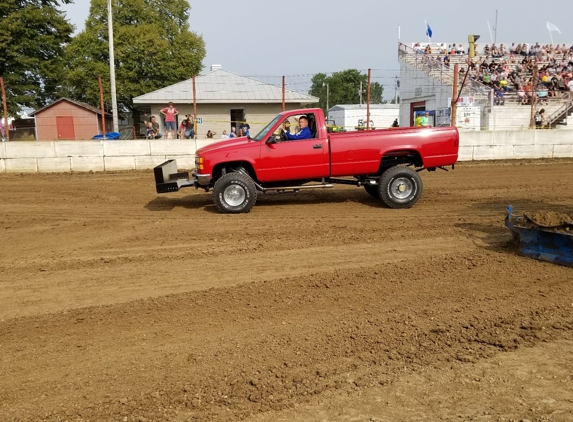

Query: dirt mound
[[524, 210, 573, 227]]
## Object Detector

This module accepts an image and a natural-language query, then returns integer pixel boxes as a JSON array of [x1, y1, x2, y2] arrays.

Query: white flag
[[546, 21, 561, 33]]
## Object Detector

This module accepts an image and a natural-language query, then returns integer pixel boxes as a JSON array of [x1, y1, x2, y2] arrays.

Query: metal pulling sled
[[505, 205, 573, 268]]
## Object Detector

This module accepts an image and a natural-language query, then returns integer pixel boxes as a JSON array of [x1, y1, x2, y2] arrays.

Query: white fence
[[0, 130, 572, 173]]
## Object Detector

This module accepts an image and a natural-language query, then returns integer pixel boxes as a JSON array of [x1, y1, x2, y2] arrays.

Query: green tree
[[61, 0, 205, 112], [308, 69, 384, 113], [0, 0, 73, 115]]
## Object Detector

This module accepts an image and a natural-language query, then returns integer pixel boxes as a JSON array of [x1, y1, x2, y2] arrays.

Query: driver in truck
[[284, 115, 312, 140]]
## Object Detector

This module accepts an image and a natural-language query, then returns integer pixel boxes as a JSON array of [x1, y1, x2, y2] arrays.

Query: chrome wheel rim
[[223, 184, 246, 207], [390, 177, 414, 200]]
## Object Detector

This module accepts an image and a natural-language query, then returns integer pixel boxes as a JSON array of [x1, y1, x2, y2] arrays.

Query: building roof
[[29, 98, 111, 117], [133, 68, 318, 105], [330, 104, 400, 111]]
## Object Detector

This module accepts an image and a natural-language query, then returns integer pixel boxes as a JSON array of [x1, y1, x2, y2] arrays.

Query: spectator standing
[[221, 130, 229, 139], [206, 130, 216, 138], [160, 102, 179, 139], [239, 121, 250, 137], [143, 116, 162, 139]]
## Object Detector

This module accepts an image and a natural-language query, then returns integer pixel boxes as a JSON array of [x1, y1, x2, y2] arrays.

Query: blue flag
[[426, 22, 433, 38]]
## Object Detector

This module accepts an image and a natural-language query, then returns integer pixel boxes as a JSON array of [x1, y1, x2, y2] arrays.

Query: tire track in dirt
[[0, 236, 472, 320]]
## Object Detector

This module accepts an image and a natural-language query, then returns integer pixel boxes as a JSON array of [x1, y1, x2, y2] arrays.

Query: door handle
[[313, 144, 322, 149]]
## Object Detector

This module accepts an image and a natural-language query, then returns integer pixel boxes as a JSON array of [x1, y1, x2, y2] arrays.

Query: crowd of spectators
[[414, 42, 573, 110], [462, 43, 573, 107]]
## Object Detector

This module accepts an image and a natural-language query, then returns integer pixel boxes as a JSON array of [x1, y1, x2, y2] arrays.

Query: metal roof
[[133, 68, 318, 105], [330, 104, 400, 111]]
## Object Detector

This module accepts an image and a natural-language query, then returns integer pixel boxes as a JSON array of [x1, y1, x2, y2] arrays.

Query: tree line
[[1, 0, 390, 118], [0, 0, 205, 116]]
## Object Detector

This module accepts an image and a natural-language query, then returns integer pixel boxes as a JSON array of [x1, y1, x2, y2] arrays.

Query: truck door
[[258, 114, 329, 182]]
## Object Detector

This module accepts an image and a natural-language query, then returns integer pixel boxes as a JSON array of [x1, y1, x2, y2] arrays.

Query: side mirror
[[266, 136, 276, 145]]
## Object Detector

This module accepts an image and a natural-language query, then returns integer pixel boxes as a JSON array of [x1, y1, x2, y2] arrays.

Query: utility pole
[[530, 63, 538, 129], [107, 0, 119, 133], [0, 77, 9, 142], [323, 82, 329, 115], [366, 69, 371, 130], [322, 82, 330, 117], [451, 64, 459, 126], [98, 77, 106, 140], [193, 75, 197, 139], [282, 76, 285, 112]]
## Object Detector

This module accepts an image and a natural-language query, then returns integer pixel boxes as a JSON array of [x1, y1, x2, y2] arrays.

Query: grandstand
[[397, 42, 573, 130]]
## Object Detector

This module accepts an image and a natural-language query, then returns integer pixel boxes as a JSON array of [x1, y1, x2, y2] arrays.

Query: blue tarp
[[92, 132, 121, 140]]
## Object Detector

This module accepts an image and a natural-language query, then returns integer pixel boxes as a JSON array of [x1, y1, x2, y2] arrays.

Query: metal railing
[[546, 92, 572, 127], [398, 42, 489, 97]]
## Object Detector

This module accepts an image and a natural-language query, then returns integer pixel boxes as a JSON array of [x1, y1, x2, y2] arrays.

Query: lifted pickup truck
[[154, 108, 459, 213]]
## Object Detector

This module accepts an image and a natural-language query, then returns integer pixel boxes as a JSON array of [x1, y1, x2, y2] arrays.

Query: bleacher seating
[[399, 42, 573, 128]]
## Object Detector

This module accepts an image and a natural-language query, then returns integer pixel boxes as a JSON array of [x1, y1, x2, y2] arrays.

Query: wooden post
[[282, 76, 285, 112], [192, 75, 197, 139], [366, 69, 371, 129], [0, 77, 9, 142], [530, 62, 538, 129], [98, 77, 106, 140], [451, 64, 459, 126]]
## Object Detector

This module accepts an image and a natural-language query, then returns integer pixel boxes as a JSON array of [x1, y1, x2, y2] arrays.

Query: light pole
[[107, 0, 119, 133]]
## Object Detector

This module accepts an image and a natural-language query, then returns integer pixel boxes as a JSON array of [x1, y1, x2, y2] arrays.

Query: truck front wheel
[[378, 166, 422, 209], [213, 172, 258, 213]]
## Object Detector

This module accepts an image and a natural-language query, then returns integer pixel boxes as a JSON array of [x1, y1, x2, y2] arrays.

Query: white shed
[[328, 104, 400, 131], [133, 65, 318, 139]]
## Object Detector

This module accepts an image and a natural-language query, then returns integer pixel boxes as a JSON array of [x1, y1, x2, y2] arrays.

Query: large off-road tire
[[378, 166, 423, 209], [363, 184, 380, 198], [213, 172, 257, 213]]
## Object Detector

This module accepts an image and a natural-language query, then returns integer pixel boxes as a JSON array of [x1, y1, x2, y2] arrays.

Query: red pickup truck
[[154, 108, 459, 213]]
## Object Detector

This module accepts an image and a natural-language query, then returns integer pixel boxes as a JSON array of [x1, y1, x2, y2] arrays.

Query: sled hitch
[[154, 160, 196, 193]]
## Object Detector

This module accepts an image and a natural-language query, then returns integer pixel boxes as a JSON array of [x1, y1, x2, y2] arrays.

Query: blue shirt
[[285, 126, 312, 140]]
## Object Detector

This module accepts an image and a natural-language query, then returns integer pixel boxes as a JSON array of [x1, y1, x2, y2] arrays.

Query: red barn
[[30, 98, 112, 141]]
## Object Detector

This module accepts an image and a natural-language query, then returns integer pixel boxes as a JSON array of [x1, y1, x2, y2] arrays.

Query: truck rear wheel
[[213, 172, 257, 213], [378, 166, 422, 209]]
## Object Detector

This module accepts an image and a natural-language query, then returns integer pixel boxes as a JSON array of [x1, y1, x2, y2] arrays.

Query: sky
[[59, 0, 571, 95]]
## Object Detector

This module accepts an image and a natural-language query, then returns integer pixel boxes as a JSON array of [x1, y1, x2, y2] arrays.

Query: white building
[[328, 104, 400, 131], [133, 65, 318, 138]]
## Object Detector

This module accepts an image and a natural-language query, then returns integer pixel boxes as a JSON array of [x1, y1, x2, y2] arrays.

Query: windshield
[[253, 114, 283, 141]]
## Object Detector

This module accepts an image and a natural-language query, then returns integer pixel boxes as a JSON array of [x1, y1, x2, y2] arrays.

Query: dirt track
[[1, 160, 573, 421]]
